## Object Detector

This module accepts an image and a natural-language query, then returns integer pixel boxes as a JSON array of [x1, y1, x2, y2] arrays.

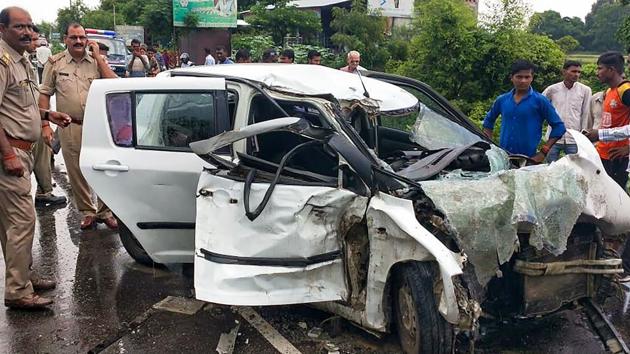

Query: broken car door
[[192, 99, 369, 305], [81, 77, 230, 263]]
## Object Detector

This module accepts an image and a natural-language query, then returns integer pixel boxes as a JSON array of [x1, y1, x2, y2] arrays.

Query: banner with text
[[173, 0, 237, 28], [367, 0, 413, 18]]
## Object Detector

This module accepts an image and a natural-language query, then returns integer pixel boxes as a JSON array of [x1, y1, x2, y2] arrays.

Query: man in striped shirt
[[585, 124, 630, 180]]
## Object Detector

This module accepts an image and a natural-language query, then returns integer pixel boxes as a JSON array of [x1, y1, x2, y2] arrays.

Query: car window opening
[[245, 95, 339, 177]]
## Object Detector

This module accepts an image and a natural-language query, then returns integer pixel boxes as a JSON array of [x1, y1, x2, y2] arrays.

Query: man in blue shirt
[[483, 60, 566, 163], [215, 46, 234, 64]]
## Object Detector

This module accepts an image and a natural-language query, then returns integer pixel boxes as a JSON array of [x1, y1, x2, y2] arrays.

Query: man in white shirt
[[204, 48, 215, 65], [35, 38, 51, 83], [339, 51, 366, 73], [542, 60, 592, 162]]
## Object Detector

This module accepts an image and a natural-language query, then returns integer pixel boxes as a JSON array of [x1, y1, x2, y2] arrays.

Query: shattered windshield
[[381, 103, 483, 150]]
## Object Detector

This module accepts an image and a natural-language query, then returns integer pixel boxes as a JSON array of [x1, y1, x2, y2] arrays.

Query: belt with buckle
[[7, 137, 34, 151]]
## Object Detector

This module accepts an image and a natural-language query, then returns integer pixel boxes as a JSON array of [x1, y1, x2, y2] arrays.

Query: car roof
[[167, 64, 419, 112]]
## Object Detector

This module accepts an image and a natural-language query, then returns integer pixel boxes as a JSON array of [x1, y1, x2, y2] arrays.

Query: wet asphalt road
[[1, 162, 629, 353]]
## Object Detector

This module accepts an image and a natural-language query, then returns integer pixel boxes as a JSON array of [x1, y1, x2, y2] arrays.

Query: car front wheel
[[117, 217, 159, 266], [394, 262, 453, 354]]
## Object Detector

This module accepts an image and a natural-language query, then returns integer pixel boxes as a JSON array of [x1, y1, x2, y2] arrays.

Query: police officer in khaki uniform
[[0, 6, 71, 309], [39, 22, 118, 230], [27, 26, 67, 207]]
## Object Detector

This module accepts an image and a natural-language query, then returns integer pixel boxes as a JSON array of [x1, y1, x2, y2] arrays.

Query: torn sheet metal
[[194, 173, 367, 305], [363, 193, 464, 329], [419, 130, 630, 287]]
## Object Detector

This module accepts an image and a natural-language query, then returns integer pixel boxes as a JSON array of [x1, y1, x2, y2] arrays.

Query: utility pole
[[113, 4, 116, 28]]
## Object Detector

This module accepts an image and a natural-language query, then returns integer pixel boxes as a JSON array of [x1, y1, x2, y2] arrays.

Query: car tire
[[117, 217, 159, 266], [393, 262, 453, 354]]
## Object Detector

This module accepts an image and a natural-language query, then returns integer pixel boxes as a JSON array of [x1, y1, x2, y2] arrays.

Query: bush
[[231, 33, 276, 62], [580, 63, 606, 94], [289, 44, 344, 67]]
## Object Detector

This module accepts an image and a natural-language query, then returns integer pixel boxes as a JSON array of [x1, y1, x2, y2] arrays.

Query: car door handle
[[92, 164, 129, 172]]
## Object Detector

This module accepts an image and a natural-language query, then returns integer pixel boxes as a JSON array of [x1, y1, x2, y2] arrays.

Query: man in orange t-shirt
[[595, 52, 630, 189]]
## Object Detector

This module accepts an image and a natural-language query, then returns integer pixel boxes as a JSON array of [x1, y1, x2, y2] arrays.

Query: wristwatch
[[43, 109, 50, 121]]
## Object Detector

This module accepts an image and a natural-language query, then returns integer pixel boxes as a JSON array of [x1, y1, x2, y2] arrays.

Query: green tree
[[391, 0, 564, 127], [247, 0, 322, 45], [528, 10, 586, 47], [35, 21, 55, 40], [82, 9, 115, 29], [616, 15, 630, 50], [584, 0, 630, 51], [555, 35, 580, 53], [56, 0, 89, 33], [141, 0, 174, 44], [481, 0, 531, 31], [394, 0, 478, 99], [329, 0, 389, 70]]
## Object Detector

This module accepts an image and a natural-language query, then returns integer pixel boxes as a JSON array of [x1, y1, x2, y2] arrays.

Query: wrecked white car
[[81, 65, 630, 353]]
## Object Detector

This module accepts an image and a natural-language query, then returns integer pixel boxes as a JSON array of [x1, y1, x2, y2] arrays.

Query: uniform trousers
[[32, 134, 53, 196], [0, 148, 35, 300]]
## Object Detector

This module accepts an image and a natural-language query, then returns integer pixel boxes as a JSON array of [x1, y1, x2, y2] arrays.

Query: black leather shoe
[[35, 194, 67, 206], [31, 278, 57, 291], [5, 294, 53, 309]]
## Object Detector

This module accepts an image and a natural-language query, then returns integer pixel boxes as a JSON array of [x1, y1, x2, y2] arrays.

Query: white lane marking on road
[[235, 306, 302, 354]]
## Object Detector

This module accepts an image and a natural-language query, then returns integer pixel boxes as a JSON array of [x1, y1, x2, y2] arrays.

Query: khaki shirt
[[590, 91, 604, 129], [0, 40, 40, 142], [40, 50, 101, 121]]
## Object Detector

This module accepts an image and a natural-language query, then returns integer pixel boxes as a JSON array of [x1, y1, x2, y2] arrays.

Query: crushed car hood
[[419, 130, 630, 287], [166, 64, 419, 112]]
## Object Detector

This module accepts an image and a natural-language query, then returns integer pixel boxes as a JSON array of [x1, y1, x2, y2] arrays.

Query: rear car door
[[81, 77, 230, 263]]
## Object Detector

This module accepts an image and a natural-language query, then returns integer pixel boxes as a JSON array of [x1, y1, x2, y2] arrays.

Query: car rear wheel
[[117, 217, 159, 266], [394, 262, 453, 354]]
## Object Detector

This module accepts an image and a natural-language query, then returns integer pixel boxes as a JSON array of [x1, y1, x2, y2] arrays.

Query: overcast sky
[[0, 0, 598, 24]]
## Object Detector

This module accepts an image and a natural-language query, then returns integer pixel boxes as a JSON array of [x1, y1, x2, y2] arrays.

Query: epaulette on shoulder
[[47, 52, 64, 65], [0, 52, 10, 67]]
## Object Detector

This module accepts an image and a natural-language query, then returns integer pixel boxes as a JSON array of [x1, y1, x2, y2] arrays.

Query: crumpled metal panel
[[195, 260, 347, 306], [363, 193, 464, 328], [194, 173, 367, 305], [196, 173, 367, 258], [420, 130, 630, 287]]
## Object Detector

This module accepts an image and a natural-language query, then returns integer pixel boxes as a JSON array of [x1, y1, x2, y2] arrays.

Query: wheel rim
[[397, 282, 419, 352]]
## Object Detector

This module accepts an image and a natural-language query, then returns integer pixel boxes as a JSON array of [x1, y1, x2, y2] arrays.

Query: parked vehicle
[[81, 64, 630, 353], [86, 30, 130, 77]]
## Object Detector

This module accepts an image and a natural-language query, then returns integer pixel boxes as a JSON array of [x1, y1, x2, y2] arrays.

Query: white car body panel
[[194, 173, 368, 305], [81, 77, 225, 263], [363, 193, 463, 327], [162, 64, 419, 112], [562, 130, 630, 234]]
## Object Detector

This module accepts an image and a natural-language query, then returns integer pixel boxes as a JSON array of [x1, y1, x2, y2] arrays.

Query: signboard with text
[[173, 0, 237, 28], [367, 0, 414, 18]]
